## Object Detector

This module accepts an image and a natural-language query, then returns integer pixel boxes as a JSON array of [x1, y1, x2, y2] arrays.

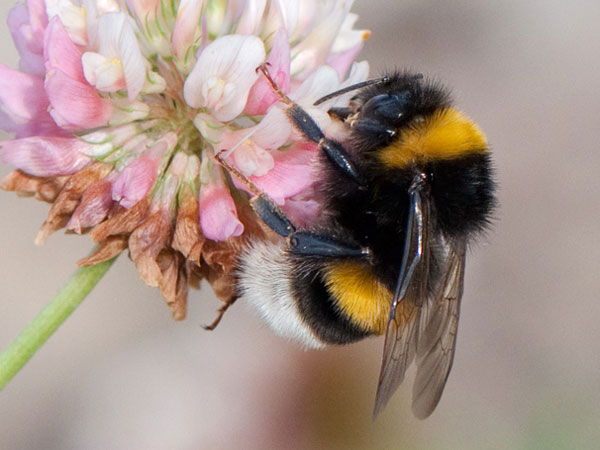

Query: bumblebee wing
[[372, 176, 432, 419], [411, 236, 466, 419]]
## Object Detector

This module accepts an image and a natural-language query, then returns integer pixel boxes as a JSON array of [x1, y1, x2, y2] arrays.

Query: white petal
[[193, 112, 226, 144], [142, 71, 167, 94], [96, 12, 146, 100], [290, 65, 340, 107], [235, 0, 267, 34], [327, 60, 370, 108], [331, 13, 369, 53], [183, 35, 266, 122], [233, 142, 275, 177], [252, 107, 291, 149], [82, 0, 122, 46], [293, 0, 317, 39], [263, 0, 299, 39], [289, 2, 346, 77], [82, 52, 125, 92], [109, 98, 150, 126], [46, 0, 88, 45]]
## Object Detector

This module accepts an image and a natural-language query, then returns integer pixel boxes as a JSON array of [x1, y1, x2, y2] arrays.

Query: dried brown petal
[[129, 209, 172, 287], [68, 179, 113, 233], [172, 183, 204, 263], [157, 251, 188, 320], [187, 261, 203, 290], [35, 163, 112, 244], [201, 260, 237, 303], [1, 170, 68, 203], [90, 197, 150, 241], [77, 235, 128, 267]]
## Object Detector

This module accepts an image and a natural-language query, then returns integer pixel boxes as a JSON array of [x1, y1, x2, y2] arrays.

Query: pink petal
[[0, 63, 49, 123], [67, 179, 114, 233], [0, 136, 91, 177], [42, 18, 112, 130], [245, 28, 291, 115], [112, 156, 160, 209], [8, 4, 45, 77], [0, 109, 65, 138], [44, 17, 85, 80], [199, 184, 244, 241], [249, 143, 317, 204], [282, 197, 321, 228], [26, 0, 49, 43], [0, 63, 62, 136], [45, 69, 113, 131]]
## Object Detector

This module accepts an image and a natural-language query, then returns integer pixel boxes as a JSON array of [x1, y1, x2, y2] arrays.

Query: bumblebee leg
[[328, 106, 354, 121], [250, 194, 296, 237], [288, 104, 364, 184], [256, 64, 293, 106], [216, 150, 297, 237], [215, 150, 262, 197], [257, 64, 363, 184], [253, 196, 371, 260], [203, 297, 237, 331], [351, 118, 396, 138], [289, 230, 370, 258]]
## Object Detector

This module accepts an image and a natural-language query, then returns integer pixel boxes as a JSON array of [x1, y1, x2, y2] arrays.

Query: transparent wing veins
[[372, 174, 467, 419]]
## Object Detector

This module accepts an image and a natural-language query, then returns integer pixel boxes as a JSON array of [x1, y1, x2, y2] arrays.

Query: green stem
[[0, 255, 118, 390]]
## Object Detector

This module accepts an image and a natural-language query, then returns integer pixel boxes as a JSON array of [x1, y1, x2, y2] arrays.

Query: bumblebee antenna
[[313, 76, 390, 106]]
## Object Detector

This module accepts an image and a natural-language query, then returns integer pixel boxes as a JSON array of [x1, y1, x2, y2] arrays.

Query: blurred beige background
[[1, 1, 600, 449]]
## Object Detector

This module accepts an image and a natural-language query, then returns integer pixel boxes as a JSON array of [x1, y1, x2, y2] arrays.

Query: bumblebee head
[[346, 72, 488, 170]]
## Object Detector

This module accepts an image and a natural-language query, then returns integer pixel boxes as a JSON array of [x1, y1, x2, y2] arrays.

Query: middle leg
[[215, 152, 369, 258]]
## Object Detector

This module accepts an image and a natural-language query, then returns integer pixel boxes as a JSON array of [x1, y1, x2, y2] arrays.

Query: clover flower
[[0, 0, 370, 319]]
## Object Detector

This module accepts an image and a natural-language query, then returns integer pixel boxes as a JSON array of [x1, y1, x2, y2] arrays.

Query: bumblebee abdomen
[[324, 261, 392, 335], [429, 151, 495, 237], [291, 264, 371, 345]]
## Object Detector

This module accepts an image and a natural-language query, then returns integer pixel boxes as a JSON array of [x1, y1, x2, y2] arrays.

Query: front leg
[[256, 64, 364, 185], [288, 104, 364, 185]]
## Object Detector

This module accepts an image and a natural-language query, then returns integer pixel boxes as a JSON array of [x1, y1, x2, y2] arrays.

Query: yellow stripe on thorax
[[324, 261, 392, 335], [377, 108, 488, 169]]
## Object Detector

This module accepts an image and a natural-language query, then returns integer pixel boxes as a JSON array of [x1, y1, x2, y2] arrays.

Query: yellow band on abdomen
[[324, 261, 392, 335]]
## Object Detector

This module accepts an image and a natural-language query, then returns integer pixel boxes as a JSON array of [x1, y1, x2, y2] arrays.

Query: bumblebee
[[223, 67, 495, 419]]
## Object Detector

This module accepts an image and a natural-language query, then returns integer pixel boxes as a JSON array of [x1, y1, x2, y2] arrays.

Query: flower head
[[0, 0, 369, 319]]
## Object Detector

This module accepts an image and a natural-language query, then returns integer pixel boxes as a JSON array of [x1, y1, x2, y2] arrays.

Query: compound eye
[[360, 92, 411, 122]]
